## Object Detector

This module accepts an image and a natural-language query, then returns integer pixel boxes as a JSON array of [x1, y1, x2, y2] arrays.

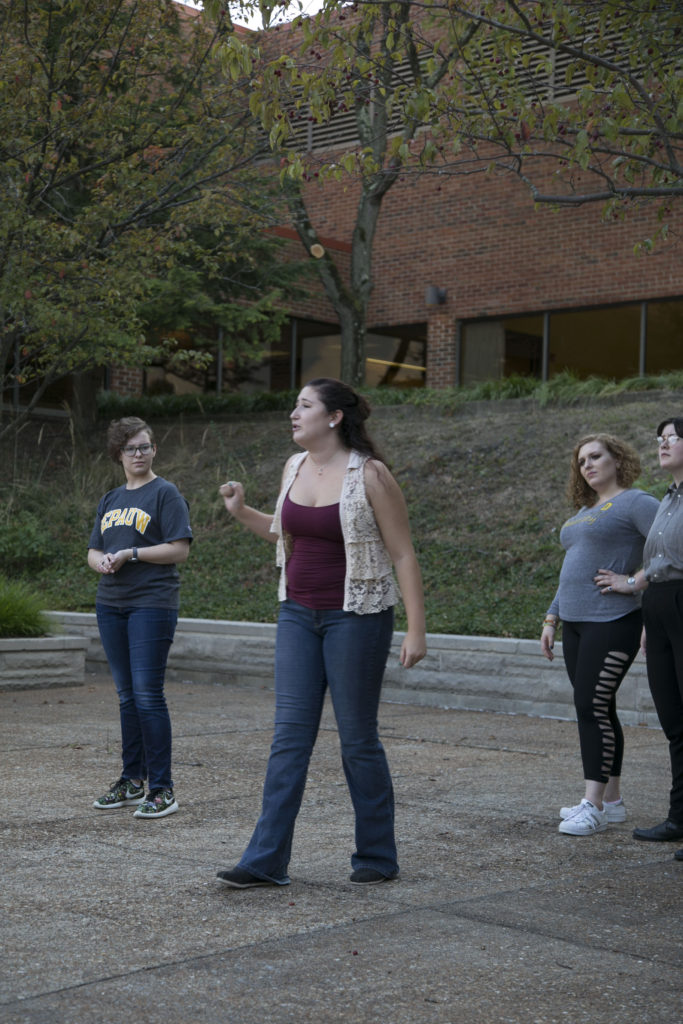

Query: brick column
[[108, 365, 144, 396], [426, 309, 457, 389]]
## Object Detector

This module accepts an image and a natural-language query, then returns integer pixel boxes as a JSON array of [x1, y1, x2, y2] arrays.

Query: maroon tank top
[[281, 493, 346, 609]]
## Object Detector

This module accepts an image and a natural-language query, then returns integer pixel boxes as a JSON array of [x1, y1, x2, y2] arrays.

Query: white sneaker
[[558, 799, 608, 835], [560, 798, 627, 823]]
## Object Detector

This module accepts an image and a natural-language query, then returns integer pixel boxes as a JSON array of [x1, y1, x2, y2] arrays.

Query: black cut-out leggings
[[561, 610, 642, 783]]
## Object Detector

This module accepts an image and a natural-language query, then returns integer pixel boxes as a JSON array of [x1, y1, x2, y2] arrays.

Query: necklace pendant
[[317, 467, 324, 475]]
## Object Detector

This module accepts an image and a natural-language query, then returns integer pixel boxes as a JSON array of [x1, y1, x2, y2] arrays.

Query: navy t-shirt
[[88, 476, 192, 609]]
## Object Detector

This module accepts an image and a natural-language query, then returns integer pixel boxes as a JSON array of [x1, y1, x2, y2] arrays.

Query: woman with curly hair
[[541, 433, 658, 836]]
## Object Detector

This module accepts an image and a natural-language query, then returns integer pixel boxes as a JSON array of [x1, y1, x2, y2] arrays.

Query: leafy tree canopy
[[205, 0, 681, 385], [0, 0, 298, 435], [219, 1, 681, 213]]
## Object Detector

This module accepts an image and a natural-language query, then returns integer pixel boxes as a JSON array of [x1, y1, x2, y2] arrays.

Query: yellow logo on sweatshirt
[[100, 508, 152, 534]]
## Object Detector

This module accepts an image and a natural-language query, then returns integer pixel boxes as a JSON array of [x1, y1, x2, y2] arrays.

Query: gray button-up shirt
[[643, 482, 683, 582]]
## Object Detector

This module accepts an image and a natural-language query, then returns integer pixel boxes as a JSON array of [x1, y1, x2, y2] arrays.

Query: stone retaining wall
[[47, 612, 659, 727], [0, 635, 88, 691]]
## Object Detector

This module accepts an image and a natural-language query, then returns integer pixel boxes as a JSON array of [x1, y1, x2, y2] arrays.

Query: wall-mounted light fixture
[[425, 286, 447, 306]]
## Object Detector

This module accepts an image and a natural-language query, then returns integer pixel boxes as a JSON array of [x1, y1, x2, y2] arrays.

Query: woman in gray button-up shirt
[[632, 416, 683, 856]]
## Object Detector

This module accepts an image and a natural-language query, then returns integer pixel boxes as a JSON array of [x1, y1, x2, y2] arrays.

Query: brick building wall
[[296, 162, 682, 388], [109, 365, 144, 396], [105, 145, 681, 397], [369, 171, 681, 322], [270, 227, 348, 321]]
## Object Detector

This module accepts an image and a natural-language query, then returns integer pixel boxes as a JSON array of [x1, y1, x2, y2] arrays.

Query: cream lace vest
[[271, 450, 399, 614]]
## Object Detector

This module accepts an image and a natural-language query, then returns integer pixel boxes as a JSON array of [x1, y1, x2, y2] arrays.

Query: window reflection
[[549, 306, 639, 378], [462, 300, 682, 385], [646, 301, 683, 374], [270, 319, 426, 390]]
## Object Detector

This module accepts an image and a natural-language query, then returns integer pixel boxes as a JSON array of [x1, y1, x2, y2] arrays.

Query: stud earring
[[329, 422, 335, 428]]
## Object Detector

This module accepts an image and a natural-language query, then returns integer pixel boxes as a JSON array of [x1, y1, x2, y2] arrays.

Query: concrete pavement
[[1, 673, 681, 1024]]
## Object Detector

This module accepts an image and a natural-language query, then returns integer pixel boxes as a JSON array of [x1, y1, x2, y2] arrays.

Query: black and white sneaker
[[93, 777, 145, 809], [133, 788, 178, 819]]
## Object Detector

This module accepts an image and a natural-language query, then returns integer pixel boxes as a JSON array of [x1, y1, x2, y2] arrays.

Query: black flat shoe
[[216, 867, 279, 888], [674, 847, 683, 861], [349, 868, 398, 884], [632, 819, 683, 842]]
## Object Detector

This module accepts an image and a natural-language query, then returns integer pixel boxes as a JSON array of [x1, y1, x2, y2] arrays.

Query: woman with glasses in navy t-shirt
[[88, 416, 192, 820]]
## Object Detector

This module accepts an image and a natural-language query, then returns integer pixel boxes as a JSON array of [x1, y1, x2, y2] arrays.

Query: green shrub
[[0, 575, 53, 638], [0, 509, 53, 573], [95, 370, 683, 424], [96, 388, 299, 419]]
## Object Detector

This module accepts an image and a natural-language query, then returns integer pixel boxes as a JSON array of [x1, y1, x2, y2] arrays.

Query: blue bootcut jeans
[[239, 599, 397, 884], [96, 603, 178, 793]]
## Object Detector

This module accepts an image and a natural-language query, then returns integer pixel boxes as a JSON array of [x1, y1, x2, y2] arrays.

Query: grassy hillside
[[1, 386, 680, 639]]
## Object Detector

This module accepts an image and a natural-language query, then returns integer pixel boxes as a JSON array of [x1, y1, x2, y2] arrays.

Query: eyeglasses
[[121, 443, 154, 456], [656, 434, 682, 448]]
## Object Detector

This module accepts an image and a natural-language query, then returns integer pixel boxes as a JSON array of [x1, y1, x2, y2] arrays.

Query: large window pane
[[461, 316, 543, 383], [270, 319, 426, 389], [365, 329, 426, 388], [268, 318, 340, 390], [646, 300, 683, 374], [549, 306, 640, 378], [300, 333, 342, 380]]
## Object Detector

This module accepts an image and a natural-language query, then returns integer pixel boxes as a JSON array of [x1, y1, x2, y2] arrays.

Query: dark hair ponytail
[[304, 378, 385, 463]]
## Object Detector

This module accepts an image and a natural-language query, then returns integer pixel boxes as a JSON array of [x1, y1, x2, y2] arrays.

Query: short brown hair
[[106, 417, 154, 462], [567, 433, 641, 510]]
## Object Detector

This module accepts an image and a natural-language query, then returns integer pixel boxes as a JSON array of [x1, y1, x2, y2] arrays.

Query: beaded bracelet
[[543, 618, 558, 628]]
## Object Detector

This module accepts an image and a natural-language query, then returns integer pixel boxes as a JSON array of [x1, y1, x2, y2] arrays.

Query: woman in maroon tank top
[[216, 378, 426, 888]]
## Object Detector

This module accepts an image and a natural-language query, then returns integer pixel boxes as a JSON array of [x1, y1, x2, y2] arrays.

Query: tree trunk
[[338, 303, 366, 386], [69, 368, 102, 436]]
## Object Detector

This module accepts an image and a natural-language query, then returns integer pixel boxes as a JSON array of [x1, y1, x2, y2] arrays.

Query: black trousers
[[642, 581, 683, 825], [561, 611, 642, 783]]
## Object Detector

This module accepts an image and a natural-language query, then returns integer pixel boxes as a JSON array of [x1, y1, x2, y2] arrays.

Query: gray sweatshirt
[[547, 489, 659, 622]]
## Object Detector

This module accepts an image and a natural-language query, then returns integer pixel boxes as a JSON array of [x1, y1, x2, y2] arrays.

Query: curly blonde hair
[[567, 433, 641, 510]]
